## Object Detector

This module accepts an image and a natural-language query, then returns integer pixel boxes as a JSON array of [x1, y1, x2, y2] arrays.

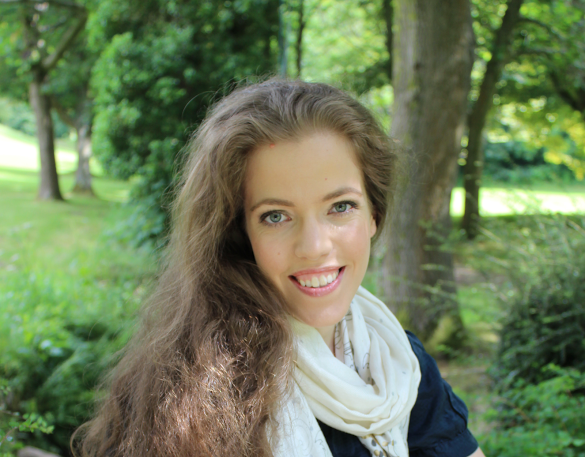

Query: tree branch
[[39, 17, 68, 32], [41, 6, 87, 72], [518, 16, 563, 40]]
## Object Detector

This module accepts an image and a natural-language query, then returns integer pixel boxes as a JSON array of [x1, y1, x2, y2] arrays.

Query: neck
[[315, 324, 336, 353]]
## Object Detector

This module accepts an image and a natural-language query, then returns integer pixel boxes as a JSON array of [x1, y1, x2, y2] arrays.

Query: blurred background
[[1, 0, 584, 455]]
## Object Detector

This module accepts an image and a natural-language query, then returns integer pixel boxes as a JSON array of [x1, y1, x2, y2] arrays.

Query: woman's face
[[244, 131, 377, 334]]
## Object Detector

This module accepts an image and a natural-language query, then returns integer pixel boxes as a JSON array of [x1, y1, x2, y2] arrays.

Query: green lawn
[[0, 125, 142, 274], [450, 183, 585, 216]]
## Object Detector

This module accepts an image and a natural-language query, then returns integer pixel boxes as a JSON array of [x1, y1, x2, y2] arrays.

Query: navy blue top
[[317, 331, 479, 457]]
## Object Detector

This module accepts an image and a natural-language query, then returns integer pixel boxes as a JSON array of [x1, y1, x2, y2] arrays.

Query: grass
[[0, 124, 145, 276], [450, 184, 585, 216]]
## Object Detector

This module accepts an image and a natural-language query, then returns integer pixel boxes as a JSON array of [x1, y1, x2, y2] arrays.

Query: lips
[[289, 267, 345, 297]]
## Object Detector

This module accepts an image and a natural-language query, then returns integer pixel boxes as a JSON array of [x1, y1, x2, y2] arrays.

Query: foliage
[[300, 0, 389, 91], [480, 138, 576, 183], [89, 0, 278, 245], [0, 263, 148, 455], [0, 381, 54, 457], [480, 365, 585, 457], [476, 214, 585, 384], [0, 98, 70, 139]]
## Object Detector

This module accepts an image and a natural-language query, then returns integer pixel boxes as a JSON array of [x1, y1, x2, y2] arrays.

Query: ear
[[369, 213, 377, 239]]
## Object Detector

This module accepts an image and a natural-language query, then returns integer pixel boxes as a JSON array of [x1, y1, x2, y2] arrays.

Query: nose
[[294, 217, 332, 260]]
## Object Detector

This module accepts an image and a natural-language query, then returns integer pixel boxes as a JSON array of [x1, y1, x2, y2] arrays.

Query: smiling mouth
[[290, 267, 344, 289]]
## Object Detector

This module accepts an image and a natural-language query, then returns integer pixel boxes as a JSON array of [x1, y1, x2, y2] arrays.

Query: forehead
[[244, 131, 364, 205]]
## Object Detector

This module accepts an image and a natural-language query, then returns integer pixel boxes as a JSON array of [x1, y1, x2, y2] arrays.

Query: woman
[[75, 80, 485, 457]]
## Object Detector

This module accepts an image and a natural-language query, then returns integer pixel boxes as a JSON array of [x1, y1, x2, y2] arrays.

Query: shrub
[[480, 365, 585, 457], [481, 214, 585, 385], [0, 266, 148, 455], [0, 381, 54, 457]]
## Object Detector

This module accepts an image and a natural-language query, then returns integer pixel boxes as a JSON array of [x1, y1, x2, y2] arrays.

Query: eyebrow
[[249, 186, 363, 213]]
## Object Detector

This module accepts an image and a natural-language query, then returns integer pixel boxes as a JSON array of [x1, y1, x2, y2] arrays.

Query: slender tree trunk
[[382, 0, 393, 82], [52, 93, 95, 195], [462, 0, 524, 239], [381, 0, 473, 342], [30, 66, 63, 201], [278, 0, 288, 77], [73, 123, 94, 194], [295, 0, 304, 78]]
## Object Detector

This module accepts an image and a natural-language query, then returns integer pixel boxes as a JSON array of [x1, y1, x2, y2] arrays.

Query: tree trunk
[[30, 66, 64, 201], [277, 0, 288, 78], [381, 0, 473, 342], [461, 0, 524, 239], [50, 90, 95, 195], [72, 123, 94, 194], [295, 0, 304, 78], [382, 0, 393, 82]]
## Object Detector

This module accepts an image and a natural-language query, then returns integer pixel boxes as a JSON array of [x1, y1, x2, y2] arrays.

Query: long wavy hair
[[74, 80, 397, 457]]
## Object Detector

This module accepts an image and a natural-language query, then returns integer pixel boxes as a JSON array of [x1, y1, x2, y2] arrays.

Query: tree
[[278, 0, 288, 77], [0, 0, 87, 200], [461, 0, 524, 239], [90, 0, 279, 245], [381, 0, 474, 341], [461, 0, 585, 237], [294, 0, 305, 78], [48, 35, 97, 195]]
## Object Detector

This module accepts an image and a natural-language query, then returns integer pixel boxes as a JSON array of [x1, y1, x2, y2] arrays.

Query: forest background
[[1, 0, 585, 455]]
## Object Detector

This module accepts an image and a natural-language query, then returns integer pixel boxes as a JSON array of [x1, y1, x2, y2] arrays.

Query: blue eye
[[333, 203, 349, 213], [331, 201, 356, 214], [264, 212, 285, 224]]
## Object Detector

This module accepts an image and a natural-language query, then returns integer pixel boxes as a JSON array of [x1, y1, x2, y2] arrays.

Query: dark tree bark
[[381, 0, 473, 342], [382, 0, 393, 82], [461, 0, 524, 239], [277, 0, 288, 77], [30, 65, 63, 200], [295, 0, 304, 78]]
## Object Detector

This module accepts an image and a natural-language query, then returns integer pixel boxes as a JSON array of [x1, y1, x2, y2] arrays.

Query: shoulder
[[405, 331, 479, 457]]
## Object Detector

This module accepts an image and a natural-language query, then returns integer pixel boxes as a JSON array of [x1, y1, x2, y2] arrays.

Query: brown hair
[[74, 79, 397, 457]]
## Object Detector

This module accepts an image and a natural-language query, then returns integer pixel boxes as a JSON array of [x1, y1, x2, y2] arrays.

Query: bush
[[480, 365, 585, 457], [0, 381, 54, 457], [480, 214, 585, 385], [0, 265, 148, 455]]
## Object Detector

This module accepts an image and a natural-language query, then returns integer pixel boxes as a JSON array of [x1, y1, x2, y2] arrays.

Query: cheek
[[248, 234, 288, 277], [337, 221, 372, 266]]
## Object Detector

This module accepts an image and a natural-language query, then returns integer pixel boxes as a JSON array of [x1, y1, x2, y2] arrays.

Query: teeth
[[297, 269, 341, 288]]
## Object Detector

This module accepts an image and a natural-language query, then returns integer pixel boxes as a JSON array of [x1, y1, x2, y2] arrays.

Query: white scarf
[[272, 286, 421, 457]]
